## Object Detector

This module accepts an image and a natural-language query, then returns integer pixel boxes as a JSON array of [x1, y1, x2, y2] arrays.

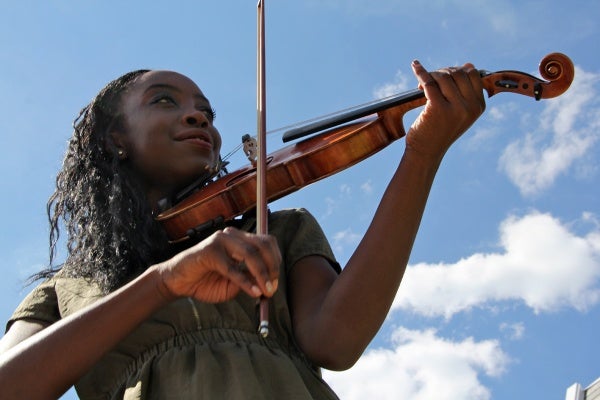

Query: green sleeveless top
[[7, 208, 341, 400]]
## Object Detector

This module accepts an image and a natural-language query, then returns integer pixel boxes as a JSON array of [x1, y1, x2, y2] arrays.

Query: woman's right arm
[[0, 267, 174, 400], [0, 320, 50, 355], [0, 227, 280, 400]]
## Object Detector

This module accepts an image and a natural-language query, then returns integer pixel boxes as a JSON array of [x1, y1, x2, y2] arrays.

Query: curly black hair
[[31, 70, 173, 293]]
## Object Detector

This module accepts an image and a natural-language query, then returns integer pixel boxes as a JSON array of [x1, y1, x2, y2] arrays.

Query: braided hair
[[33, 70, 172, 293]]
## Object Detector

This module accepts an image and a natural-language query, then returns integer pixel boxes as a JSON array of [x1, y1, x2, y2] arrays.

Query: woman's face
[[116, 70, 222, 205]]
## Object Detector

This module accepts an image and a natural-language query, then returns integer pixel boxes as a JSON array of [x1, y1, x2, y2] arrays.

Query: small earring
[[117, 149, 126, 159]]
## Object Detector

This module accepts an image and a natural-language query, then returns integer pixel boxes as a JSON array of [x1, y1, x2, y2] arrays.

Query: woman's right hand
[[155, 227, 281, 303]]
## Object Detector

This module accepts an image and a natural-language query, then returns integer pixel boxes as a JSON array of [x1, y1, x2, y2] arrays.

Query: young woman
[[0, 61, 485, 399]]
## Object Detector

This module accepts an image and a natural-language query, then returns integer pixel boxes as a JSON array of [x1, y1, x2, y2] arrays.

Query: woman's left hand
[[406, 61, 486, 163]]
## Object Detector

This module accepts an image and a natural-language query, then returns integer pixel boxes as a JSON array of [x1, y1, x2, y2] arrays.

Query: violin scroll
[[539, 52, 573, 84], [481, 52, 574, 101]]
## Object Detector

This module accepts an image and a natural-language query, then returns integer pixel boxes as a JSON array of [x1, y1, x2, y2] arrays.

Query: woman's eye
[[153, 95, 175, 105], [203, 108, 217, 121]]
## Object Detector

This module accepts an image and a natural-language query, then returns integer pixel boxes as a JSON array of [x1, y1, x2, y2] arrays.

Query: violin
[[156, 52, 574, 244]]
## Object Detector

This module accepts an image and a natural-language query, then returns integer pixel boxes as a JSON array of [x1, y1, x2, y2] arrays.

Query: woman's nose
[[183, 109, 209, 127]]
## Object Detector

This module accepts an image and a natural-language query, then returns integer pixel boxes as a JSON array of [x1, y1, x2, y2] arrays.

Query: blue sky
[[1, 1, 599, 399]]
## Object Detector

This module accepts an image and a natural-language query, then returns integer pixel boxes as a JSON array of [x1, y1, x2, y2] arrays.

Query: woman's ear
[[108, 131, 128, 160], [116, 148, 127, 160]]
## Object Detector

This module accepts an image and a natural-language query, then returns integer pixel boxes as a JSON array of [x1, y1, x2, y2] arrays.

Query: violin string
[[220, 92, 402, 163]]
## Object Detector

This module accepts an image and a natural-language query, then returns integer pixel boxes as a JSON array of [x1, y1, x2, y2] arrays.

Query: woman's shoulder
[[6, 275, 62, 331], [269, 208, 340, 273], [6, 271, 104, 331], [270, 207, 318, 224]]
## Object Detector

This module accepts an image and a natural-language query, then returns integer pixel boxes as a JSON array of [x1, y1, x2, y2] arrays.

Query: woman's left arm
[[289, 62, 485, 371]]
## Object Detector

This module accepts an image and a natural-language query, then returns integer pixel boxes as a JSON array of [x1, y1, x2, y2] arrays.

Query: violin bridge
[[242, 134, 258, 167]]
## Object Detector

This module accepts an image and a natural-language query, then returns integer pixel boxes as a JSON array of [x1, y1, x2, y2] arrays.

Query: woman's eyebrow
[[145, 83, 179, 93], [144, 83, 209, 102]]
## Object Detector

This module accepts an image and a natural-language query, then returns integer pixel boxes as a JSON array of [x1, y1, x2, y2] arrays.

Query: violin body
[[156, 53, 575, 243], [157, 116, 405, 242]]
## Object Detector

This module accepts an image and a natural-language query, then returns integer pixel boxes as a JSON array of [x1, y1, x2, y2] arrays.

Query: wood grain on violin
[[156, 53, 574, 244]]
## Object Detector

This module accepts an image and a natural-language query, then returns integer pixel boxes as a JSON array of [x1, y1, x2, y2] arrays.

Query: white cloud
[[488, 106, 506, 121], [339, 183, 352, 196], [332, 228, 362, 254], [465, 103, 520, 151], [321, 183, 354, 218], [324, 327, 510, 400], [360, 179, 373, 195], [582, 212, 600, 230], [499, 66, 600, 196], [499, 322, 525, 340], [373, 70, 410, 99], [392, 212, 600, 319], [322, 197, 337, 218], [465, 126, 500, 151]]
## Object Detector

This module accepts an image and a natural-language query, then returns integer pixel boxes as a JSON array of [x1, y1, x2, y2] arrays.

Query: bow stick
[[256, 0, 269, 338]]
